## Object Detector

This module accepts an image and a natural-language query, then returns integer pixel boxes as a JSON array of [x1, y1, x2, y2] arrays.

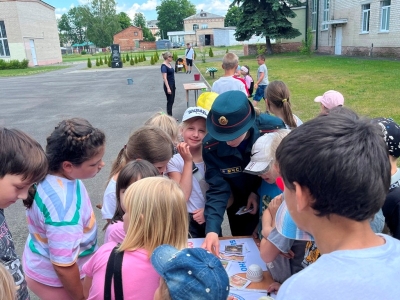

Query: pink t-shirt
[[104, 221, 125, 244], [82, 242, 159, 300]]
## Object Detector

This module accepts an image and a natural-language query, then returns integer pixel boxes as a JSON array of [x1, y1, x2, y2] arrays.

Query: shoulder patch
[[203, 140, 219, 151]]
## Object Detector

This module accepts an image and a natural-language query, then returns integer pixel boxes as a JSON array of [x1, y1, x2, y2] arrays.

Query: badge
[[219, 116, 228, 125]]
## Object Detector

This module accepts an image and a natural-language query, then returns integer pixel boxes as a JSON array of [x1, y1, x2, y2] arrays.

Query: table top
[[183, 82, 207, 90]]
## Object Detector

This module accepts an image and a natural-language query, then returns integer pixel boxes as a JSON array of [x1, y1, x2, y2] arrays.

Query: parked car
[[172, 42, 181, 48]]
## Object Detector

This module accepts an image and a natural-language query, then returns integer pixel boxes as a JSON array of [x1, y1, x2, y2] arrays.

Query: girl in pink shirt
[[83, 177, 188, 300]]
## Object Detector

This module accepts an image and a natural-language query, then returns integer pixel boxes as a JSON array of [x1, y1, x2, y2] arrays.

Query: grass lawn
[[196, 53, 400, 123], [0, 65, 70, 77]]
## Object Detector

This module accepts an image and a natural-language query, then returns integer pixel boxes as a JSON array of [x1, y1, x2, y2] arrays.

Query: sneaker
[[186, 71, 189, 74], [189, 71, 191, 74]]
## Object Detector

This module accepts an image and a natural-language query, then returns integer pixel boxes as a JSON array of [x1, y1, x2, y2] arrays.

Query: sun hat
[[314, 90, 344, 109], [182, 107, 209, 122], [244, 134, 275, 175], [151, 245, 230, 300], [374, 117, 400, 158], [206, 90, 255, 142], [197, 92, 219, 111], [240, 66, 249, 73]]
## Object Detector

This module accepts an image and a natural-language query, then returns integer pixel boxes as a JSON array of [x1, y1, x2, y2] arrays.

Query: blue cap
[[151, 245, 230, 300]]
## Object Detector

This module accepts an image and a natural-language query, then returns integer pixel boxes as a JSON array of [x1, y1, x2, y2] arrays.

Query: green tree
[[156, 0, 196, 39], [151, 56, 155, 65], [87, 58, 92, 68], [118, 12, 131, 30], [58, 7, 88, 46], [232, 0, 302, 54], [133, 13, 155, 41], [96, 58, 100, 66], [209, 47, 214, 57], [99, 56, 103, 65], [224, 5, 242, 27], [130, 57, 134, 65]]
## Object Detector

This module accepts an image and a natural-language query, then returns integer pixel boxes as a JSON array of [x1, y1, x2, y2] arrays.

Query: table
[[206, 67, 218, 78], [183, 82, 208, 107]]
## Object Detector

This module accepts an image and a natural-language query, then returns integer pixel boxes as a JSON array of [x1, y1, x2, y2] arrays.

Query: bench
[[206, 67, 218, 78]]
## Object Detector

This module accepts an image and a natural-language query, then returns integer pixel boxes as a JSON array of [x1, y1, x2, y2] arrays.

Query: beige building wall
[[281, 6, 306, 43], [184, 18, 224, 32]]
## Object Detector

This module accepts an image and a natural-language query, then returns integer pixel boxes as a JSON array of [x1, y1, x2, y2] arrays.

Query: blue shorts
[[253, 85, 267, 101]]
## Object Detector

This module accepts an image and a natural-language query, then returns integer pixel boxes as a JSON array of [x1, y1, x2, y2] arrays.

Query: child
[[374, 117, 400, 239], [167, 106, 208, 238], [211, 53, 248, 96], [0, 127, 48, 300], [274, 113, 400, 299], [265, 81, 303, 128], [145, 111, 180, 146], [241, 65, 254, 97], [253, 55, 269, 107], [0, 264, 16, 300], [23, 118, 105, 300], [83, 177, 188, 299], [314, 90, 344, 114], [104, 160, 159, 244], [101, 125, 174, 221], [151, 245, 230, 300]]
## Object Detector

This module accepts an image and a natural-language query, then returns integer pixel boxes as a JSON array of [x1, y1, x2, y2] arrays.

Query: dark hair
[[265, 81, 297, 128], [276, 113, 390, 221], [109, 126, 174, 180], [107, 160, 159, 228], [0, 128, 48, 183], [327, 106, 359, 120]]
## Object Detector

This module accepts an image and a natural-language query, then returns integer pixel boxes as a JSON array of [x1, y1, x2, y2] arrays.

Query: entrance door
[[334, 27, 342, 55], [29, 39, 38, 65]]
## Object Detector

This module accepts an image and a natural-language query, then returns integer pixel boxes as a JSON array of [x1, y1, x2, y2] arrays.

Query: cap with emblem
[[151, 245, 230, 300], [206, 90, 255, 142], [182, 107, 209, 122]]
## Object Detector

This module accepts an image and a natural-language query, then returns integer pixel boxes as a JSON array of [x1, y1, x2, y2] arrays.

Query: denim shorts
[[253, 85, 267, 101]]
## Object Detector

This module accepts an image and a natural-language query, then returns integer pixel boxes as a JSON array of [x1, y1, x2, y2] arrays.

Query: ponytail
[[282, 100, 297, 128]]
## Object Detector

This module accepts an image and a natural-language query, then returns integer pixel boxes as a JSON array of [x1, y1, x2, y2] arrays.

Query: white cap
[[182, 107, 209, 122], [244, 134, 275, 175]]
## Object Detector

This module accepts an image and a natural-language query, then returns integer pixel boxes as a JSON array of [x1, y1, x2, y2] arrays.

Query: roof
[[72, 42, 94, 47], [114, 25, 143, 36], [147, 20, 158, 26], [184, 10, 224, 20]]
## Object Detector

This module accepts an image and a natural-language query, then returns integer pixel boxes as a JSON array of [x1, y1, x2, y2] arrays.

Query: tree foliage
[[156, 0, 196, 39], [133, 13, 156, 41], [58, 6, 88, 46], [232, 0, 302, 54], [118, 12, 132, 30], [224, 5, 242, 27]]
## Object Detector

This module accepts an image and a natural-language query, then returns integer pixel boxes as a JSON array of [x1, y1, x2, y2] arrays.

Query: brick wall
[[113, 26, 143, 51], [243, 43, 302, 55], [138, 41, 156, 50]]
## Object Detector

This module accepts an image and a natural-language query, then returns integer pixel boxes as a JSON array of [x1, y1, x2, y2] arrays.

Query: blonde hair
[[157, 279, 171, 300], [179, 116, 207, 133], [119, 177, 188, 256], [222, 53, 238, 70], [145, 112, 179, 144], [162, 51, 172, 60], [0, 264, 16, 300], [267, 129, 291, 161]]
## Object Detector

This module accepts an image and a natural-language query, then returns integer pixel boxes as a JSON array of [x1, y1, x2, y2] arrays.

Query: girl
[[104, 160, 159, 244], [265, 80, 303, 129], [101, 126, 174, 221], [161, 51, 176, 116], [241, 65, 254, 97], [23, 118, 106, 300], [166, 107, 208, 238], [82, 177, 188, 299], [144, 111, 180, 148]]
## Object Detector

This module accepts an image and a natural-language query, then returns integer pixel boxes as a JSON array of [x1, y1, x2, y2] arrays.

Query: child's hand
[[177, 142, 192, 162], [279, 249, 295, 259], [193, 208, 205, 224], [267, 194, 283, 224], [267, 281, 281, 293], [261, 209, 273, 239]]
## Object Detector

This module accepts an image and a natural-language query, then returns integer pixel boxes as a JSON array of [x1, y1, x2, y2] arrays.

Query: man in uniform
[[201, 90, 285, 254]]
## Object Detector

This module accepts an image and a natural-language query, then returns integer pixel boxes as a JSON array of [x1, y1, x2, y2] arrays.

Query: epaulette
[[203, 136, 219, 151]]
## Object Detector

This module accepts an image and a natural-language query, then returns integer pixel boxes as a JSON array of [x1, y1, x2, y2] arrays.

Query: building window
[[193, 24, 199, 30], [322, 0, 329, 30], [380, 0, 390, 31], [0, 21, 10, 57], [201, 24, 208, 29], [361, 4, 370, 33], [134, 32, 138, 36], [311, 0, 317, 31]]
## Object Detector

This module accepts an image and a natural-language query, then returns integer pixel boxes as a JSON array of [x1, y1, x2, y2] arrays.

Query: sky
[[45, 0, 233, 22]]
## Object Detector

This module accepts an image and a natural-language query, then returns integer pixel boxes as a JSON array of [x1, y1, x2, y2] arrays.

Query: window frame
[[0, 21, 10, 57], [361, 3, 370, 33], [201, 24, 208, 29], [193, 24, 199, 31], [322, 0, 330, 30], [380, 0, 390, 32], [311, 0, 317, 31]]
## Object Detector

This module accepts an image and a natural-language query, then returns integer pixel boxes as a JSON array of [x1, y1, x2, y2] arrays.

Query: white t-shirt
[[257, 63, 269, 86], [185, 47, 194, 60], [101, 178, 116, 220], [277, 234, 400, 300], [211, 76, 248, 96], [166, 154, 207, 213]]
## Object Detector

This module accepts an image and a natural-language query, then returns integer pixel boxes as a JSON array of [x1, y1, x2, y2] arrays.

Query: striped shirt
[[23, 174, 97, 287]]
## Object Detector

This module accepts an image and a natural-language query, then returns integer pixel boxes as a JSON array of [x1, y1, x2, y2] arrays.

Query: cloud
[[78, 0, 90, 5], [54, 4, 75, 19], [196, 0, 231, 16], [124, 0, 158, 20]]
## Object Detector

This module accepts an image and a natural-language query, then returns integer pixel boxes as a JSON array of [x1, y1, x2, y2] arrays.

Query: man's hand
[[245, 192, 259, 215], [201, 232, 219, 256], [192, 208, 205, 224]]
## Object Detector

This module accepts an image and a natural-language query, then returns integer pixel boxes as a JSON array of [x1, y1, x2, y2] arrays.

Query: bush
[[104, 56, 108, 64], [99, 57, 103, 65], [87, 58, 92, 68], [20, 59, 29, 68], [151, 56, 155, 65], [108, 59, 111, 67], [143, 54, 146, 61], [226, 48, 229, 53], [122, 57, 126, 63], [209, 47, 214, 57], [0, 59, 29, 70], [300, 27, 314, 56], [135, 55, 138, 63], [95, 58, 100, 66], [126, 53, 130, 61], [256, 43, 266, 55], [130, 57, 134, 65], [81, 50, 87, 55]]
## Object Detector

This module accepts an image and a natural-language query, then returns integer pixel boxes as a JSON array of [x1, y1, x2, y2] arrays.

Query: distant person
[[314, 90, 344, 114], [145, 111, 180, 151], [253, 55, 269, 107], [241, 65, 254, 97], [274, 113, 400, 300], [161, 51, 176, 116], [185, 43, 194, 74], [211, 53, 248, 96], [0, 127, 48, 300]]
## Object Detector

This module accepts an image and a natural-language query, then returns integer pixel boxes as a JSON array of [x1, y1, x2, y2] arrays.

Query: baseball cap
[[151, 245, 230, 300], [206, 90, 255, 142], [275, 201, 314, 241], [182, 107, 209, 122], [197, 92, 219, 111], [374, 117, 400, 158], [240, 66, 249, 73], [314, 90, 344, 109], [244, 134, 275, 175]]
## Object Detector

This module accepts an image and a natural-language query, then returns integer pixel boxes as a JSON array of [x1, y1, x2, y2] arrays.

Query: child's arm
[[167, 142, 193, 201], [53, 263, 85, 300]]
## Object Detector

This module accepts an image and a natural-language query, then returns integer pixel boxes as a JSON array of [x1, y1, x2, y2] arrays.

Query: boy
[[211, 53, 248, 96], [185, 43, 194, 74], [314, 90, 344, 114], [375, 117, 400, 239], [0, 127, 48, 300], [253, 55, 269, 107], [274, 113, 400, 299], [151, 245, 230, 300]]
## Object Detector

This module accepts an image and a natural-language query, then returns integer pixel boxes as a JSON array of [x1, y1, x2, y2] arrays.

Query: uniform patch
[[220, 166, 242, 174]]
